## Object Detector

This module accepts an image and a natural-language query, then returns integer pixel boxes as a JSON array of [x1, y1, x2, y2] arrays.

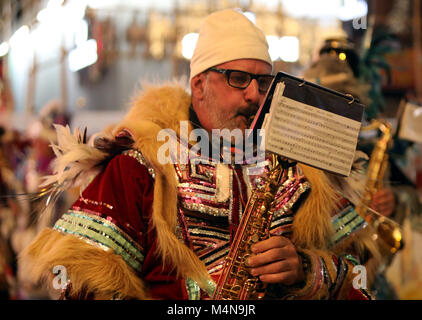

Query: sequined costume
[[20, 84, 378, 300]]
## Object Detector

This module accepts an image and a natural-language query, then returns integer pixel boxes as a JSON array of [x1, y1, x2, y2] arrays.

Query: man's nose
[[243, 79, 261, 105]]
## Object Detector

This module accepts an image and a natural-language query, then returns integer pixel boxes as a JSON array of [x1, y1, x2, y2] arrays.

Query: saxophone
[[213, 154, 286, 300], [356, 119, 404, 254]]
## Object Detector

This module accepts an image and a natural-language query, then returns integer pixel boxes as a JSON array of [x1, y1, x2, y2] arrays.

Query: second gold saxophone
[[356, 119, 404, 254]]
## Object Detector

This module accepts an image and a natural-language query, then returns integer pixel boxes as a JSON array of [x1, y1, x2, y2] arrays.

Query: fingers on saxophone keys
[[251, 236, 290, 254], [245, 253, 257, 268], [247, 250, 282, 273], [249, 260, 287, 278], [259, 271, 294, 284]]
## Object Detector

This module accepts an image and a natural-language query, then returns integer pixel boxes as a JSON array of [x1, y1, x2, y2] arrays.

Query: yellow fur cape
[[20, 82, 376, 299]]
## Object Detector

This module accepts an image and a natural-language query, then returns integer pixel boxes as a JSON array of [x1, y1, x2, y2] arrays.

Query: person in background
[[10, 100, 74, 299], [303, 37, 421, 299], [0, 125, 29, 299]]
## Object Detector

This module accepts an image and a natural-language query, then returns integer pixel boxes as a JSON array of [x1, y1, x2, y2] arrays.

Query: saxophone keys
[[225, 285, 241, 294], [251, 234, 259, 243], [237, 269, 249, 279], [242, 253, 251, 265]]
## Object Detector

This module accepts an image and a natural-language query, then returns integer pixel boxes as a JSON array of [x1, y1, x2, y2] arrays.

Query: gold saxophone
[[356, 119, 404, 254], [212, 154, 286, 300]]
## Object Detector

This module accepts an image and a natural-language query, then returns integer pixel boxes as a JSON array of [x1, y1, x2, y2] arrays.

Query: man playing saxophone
[[20, 9, 376, 300]]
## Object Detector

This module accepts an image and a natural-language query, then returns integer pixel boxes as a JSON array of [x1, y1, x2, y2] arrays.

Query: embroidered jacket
[[20, 83, 378, 300]]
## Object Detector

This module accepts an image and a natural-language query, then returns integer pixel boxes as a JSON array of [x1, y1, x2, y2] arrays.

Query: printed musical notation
[[263, 82, 362, 176]]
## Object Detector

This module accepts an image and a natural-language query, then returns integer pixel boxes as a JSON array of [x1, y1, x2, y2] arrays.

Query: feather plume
[[33, 125, 111, 225], [40, 124, 109, 191]]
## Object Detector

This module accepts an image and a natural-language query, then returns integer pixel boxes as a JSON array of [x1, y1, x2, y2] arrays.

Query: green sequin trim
[[54, 210, 144, 272], [332, 207, 367, 244], [342, 254, 361, 266], [185, 278, 217, 300], [185, 278, 201, 300]]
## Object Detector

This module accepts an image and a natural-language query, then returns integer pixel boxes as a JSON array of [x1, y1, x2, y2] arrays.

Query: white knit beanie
[[190, 9, 272, 81]]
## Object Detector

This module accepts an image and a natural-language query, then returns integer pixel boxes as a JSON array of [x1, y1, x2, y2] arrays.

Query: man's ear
[[190, 73, 206, 101]]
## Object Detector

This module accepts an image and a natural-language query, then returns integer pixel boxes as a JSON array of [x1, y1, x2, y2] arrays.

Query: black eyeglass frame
[[207, 67, 274, 93]]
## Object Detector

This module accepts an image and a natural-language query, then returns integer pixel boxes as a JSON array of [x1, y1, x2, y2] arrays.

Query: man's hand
[[371, 188, 396, 217], [246, 236, 304, 286]]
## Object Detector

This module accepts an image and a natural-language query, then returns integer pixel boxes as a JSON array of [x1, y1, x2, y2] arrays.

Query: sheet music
[[264, 82, 361, 176]]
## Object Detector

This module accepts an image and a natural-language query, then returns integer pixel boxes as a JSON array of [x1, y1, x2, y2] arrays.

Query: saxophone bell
[[366, 206, 404, 253]]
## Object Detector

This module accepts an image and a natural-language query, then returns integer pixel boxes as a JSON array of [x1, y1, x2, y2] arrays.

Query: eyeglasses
[[207, 67, 274, 93]]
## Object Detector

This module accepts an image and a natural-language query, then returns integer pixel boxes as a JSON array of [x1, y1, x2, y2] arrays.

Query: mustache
[[235, 105, 259, 119]]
